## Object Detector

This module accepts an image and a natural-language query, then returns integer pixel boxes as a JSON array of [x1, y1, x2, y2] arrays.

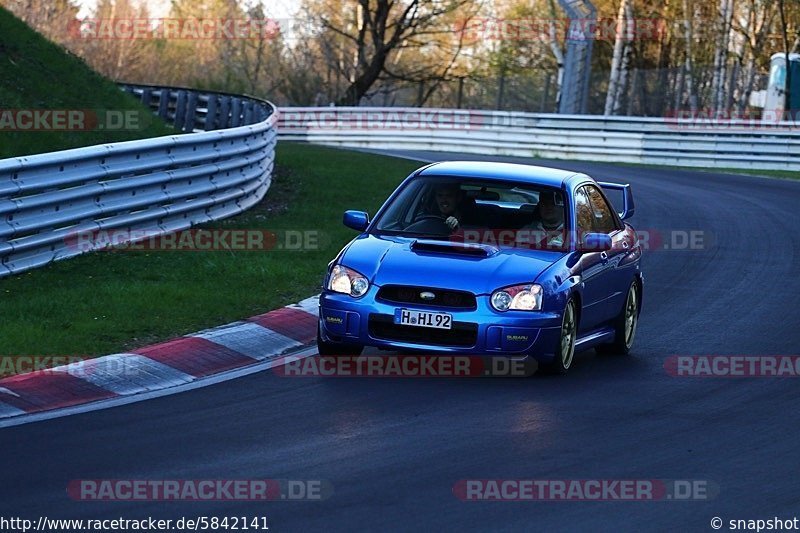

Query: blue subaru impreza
[[318, 161, 643, 374]]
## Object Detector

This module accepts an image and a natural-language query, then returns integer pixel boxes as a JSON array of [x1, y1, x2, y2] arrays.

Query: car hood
[[340, 234, 563, 294]]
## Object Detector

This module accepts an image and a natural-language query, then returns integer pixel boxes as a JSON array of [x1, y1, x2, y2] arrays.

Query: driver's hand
[[445, 216, 459, 230]]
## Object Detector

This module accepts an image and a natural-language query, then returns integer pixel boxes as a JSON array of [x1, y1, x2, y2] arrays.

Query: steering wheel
[[404, 214, 450, 235], [413, 214, 445, 223]]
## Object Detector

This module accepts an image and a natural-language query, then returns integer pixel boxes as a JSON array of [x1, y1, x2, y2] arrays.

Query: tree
[[72, 0, 153, 81], [301, 0, 478, 105], [0, 0, 78, 41], [710, 0, 735, 114], [675, 0, 698, 113], [731, 0, 775, 113], [604, 0, 633, 115], [546, 0, 566, 111], [778, 0, 792, 115]]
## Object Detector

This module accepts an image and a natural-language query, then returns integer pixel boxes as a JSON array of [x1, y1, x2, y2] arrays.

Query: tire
[[597, 281, 639, 356], [543, 299, 577, 375], [316, 325, 364, 356]]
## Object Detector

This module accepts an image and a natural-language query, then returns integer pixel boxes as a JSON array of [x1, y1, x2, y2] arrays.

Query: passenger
[[528, 190, 566, 249]]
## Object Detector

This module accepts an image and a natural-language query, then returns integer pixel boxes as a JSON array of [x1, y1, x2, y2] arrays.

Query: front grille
[[368, 314, 478, 347], [377, 285, 477, 309]]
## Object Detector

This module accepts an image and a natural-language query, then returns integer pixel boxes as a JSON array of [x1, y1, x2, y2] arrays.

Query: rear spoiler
[[597, 181, 635, 220]]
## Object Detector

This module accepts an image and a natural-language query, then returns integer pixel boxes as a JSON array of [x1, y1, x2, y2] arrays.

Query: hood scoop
[[410, 239, 498, 257]]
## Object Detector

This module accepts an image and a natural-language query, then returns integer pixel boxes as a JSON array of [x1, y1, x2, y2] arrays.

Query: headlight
[[490, 284, 543, 311], [328, 265, 369, 297]]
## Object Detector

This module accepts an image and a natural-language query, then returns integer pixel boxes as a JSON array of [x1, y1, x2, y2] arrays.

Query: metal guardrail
[[0, 95, 792, 278], [278, 107, 800, 171], [0, 84, 277, 277]]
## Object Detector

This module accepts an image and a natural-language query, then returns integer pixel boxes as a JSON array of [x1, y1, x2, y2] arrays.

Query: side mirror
[[343, 210, 369, 231], [579, 233, 613, 252]]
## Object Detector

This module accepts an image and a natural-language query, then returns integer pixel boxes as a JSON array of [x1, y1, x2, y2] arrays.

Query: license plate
[[394, 309, 453, 329]]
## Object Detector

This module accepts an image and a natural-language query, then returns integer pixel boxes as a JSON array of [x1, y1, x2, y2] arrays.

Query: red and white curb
[[0, 296, 320, 427]]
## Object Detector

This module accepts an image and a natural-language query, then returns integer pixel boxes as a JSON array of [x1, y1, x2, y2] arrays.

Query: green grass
[[0, 144, 418, 357], [0, 7, 172, 158]]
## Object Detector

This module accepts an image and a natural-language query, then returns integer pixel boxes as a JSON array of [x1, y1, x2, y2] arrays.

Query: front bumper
[[319, 287, 562, 362]]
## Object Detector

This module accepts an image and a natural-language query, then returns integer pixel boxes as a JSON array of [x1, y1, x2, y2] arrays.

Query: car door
[[574, 185, 617, 331], [584, 184, 630, 323]]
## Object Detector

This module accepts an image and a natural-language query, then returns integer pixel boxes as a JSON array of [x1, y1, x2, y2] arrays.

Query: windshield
[[372, 176, 568, 251]]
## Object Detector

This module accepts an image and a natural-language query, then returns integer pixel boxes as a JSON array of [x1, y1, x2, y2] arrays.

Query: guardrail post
[[204, 95, 219, 130], [244, 101, 254, 125], [184, 92, 198, 132], [141, 88, 153, 109], [231, 98, 242, 127], [157, 89, 170, 121], [219, 96, 231, 129], [175, 90, 188, 131]]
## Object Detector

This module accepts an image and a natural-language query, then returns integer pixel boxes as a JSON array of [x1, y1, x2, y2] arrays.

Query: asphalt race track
[[2, 150, 799, 532]]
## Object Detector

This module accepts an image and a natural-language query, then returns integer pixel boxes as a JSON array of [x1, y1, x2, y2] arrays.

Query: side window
[[585, 186, 618, 233], [575, 187, 593, 234]]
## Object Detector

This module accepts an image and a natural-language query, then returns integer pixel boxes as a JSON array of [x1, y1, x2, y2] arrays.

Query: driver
[[433, 183, 466, 230]]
